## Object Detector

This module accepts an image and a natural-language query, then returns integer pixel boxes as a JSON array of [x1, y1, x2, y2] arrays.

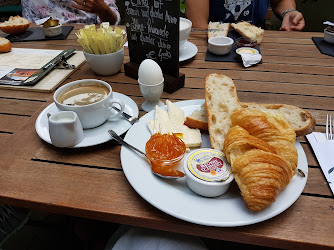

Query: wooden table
[[0, 25, 333, 249]]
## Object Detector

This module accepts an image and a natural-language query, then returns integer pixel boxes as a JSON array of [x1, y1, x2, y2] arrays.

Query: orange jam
[[145, 133, 186, 177]]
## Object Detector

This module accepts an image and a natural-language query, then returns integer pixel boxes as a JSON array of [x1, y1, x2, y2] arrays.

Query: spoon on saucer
[[108, 130, 183, 179]]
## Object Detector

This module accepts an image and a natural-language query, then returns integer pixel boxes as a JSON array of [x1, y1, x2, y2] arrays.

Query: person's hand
[[71, 0, 117, 23], [280, 11, 305, 31], [72, 0, 107, 15]]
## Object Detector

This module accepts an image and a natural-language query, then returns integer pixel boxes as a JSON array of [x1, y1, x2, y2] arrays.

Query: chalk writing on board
[[124, 0, 180, 78]]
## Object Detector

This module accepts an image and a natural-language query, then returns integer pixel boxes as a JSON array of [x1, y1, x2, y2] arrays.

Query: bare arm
[[185, 0, 209, 29], [72, 0, 118, 24], [270, 0, 305, 31]]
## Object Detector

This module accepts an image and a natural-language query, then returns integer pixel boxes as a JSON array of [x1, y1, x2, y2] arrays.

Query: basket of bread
[[0, 16, 30, 35]]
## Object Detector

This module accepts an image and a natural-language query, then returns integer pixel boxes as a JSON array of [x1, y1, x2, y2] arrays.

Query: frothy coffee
[[57, 84, 110, 106]]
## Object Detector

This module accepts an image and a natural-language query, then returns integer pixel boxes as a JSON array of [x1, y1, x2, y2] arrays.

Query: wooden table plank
[[0, 158, 333, 249]]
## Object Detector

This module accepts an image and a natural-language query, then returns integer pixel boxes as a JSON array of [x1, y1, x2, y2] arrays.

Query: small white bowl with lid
[[42, 23, 62, 37], [184, 148, 234, 197]]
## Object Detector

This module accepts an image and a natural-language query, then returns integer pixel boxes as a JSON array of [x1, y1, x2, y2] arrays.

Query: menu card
[[123, 0, 180, 78]]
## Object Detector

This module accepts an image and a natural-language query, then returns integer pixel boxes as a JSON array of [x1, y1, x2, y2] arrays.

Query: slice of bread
[[205, 74, 242, 150], [208, 22, 230, 39], [0, 16, 30, 35], [231, 21, 264, 44], [0, 37, 11, 53], [201, 73, 315, 150], [147, 101, 202, 148], [185, 102, 315, 137], [184, 103, 208, 131]]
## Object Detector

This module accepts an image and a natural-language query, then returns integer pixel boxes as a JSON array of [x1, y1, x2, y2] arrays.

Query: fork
[[326, 114, 334, 140], [112, 106, 139, 125]]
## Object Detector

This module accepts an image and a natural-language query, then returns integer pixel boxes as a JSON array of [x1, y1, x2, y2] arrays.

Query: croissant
[[223, 109, 298, 211]]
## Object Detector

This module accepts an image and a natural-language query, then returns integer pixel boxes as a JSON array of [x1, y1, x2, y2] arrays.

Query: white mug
[[54, 79, 125, 129], [179, 17, 192, 49], [48, 111, 84, 147]]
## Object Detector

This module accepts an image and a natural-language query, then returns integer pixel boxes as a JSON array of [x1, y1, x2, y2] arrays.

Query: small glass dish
[[145, 133, 186, 177], [235, 37, 257, 48]]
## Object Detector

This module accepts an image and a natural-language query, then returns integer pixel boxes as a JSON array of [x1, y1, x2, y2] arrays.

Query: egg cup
[[139, 79, 164, 112]]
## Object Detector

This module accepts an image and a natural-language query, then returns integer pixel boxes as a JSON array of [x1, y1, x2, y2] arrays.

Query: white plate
[[121, 99, 308, 227], [179, 41, 198, 62], [35, 92, 139, 148]]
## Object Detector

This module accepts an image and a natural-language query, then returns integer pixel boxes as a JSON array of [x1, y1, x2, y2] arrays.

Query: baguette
[[0, 37, 11, 53], [0, 16, 30, 35], [185, 102, 315, 137], [208, 22, 230, 39], [200, 73, 315, 150], [205, 73, 241, 150], [231, 21, 264, 44]]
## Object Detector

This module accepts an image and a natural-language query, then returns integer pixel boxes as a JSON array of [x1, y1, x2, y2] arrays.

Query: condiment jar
[[184, 148, 234, 197]]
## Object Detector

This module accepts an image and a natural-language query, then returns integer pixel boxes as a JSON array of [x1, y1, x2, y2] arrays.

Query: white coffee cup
[[54, 79, 125, 129], [179, 17, 192, 49], [48, 111, 84, 147]]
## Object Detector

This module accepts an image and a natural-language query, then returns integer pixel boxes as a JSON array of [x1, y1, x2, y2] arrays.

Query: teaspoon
[[108, 130, 183, 179]]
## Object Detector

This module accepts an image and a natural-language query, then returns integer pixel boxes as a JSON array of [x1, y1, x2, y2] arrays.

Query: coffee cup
[[179, 17, 192, 49], [48, 111, 84, 147], [54, 79, 125, 129]]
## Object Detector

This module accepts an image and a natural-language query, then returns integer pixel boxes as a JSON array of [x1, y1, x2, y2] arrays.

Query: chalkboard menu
[[124, 0, 180, 78]]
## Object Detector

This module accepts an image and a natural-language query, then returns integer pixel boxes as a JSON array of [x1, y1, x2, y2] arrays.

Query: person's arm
[[270, 0, 305, 31], [185, 0, 209, 29], [72, 0, 119, 24]]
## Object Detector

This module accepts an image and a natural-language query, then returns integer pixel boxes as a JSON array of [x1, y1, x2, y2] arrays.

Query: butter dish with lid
[[184, 148, 234, 197]]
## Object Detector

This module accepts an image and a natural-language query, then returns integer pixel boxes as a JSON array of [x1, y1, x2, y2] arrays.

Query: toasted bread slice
[[231, 21, 264, 44], [208, 22, 230, 39]]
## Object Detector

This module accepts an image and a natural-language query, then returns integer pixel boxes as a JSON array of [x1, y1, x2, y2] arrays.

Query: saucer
[[179, 41, 198, 62], [35, 92, 139, 148]]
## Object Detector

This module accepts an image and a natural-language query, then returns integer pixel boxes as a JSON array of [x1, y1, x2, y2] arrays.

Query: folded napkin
[[240, 53, 262, 67], [306, 132, 334, 195]]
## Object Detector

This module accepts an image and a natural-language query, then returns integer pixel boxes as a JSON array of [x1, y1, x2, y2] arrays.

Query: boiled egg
[[138, 59, 163, 85]]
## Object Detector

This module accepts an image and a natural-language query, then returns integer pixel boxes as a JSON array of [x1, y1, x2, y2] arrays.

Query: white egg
[[138, 59, 163, 85]]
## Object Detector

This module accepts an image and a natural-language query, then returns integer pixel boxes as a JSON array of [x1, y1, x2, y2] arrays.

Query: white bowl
[[324, 28, 334, 44], [184, 148, 234, 197], [83, 47, 124, 76], [179, 17, 192, 49], [208, 36, 234, 55], [42, 24, 62, 37]]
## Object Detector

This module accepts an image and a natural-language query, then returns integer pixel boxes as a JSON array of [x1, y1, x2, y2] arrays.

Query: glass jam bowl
[[145, 133, 186, 177], [235, 37, 257, 48]]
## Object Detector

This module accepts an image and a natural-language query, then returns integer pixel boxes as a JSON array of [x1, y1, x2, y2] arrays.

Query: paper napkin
[[241, 53, 262, 67], [306, 132, 334, 195]]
